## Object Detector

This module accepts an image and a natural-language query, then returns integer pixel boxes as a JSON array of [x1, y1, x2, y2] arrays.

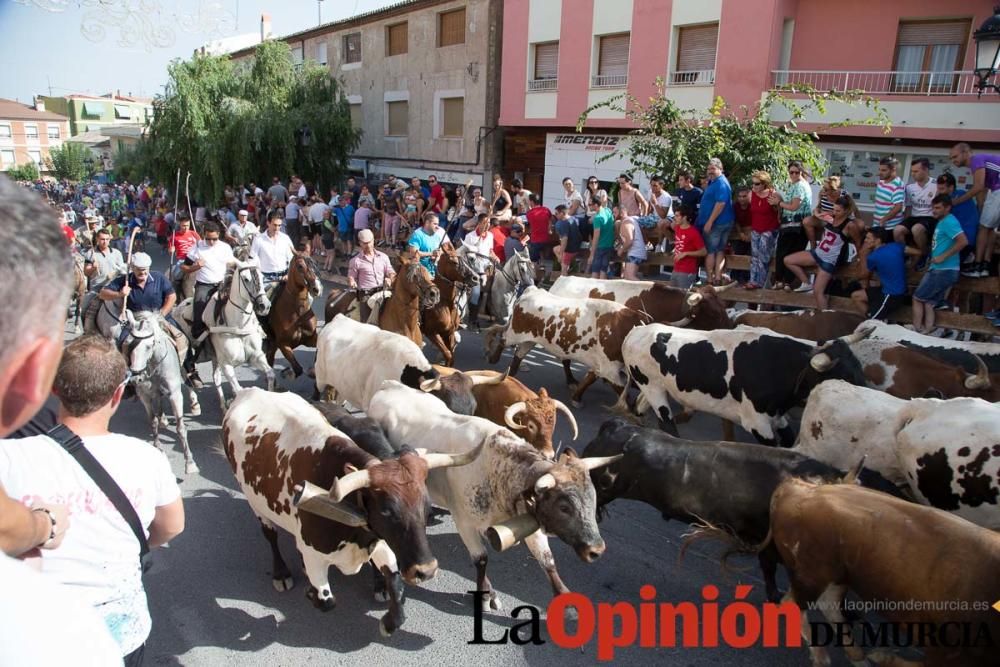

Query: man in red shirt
[[525, 193, 555, 283], [670, 204, 706, 289], [168, 215, 201, 293], [60, 213, 76, 245], [428, 175, 447, 225], [489, 217, 509, 263]]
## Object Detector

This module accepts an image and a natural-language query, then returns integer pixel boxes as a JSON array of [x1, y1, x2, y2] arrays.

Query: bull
[[731, 309, 865, 341], [860, 319, 1000, 374]]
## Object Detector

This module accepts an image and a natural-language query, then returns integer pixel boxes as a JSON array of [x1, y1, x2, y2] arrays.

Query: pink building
[[500, 0, 999, 210]]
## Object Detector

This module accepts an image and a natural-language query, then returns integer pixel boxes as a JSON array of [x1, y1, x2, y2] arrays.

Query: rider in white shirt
[[251, 213, 297, 289], [225, 210, 258, 247], [180, 221, 234, 384]]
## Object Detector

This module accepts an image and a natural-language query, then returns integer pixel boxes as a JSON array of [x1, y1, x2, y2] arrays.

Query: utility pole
[[317, 0, 324, 26]]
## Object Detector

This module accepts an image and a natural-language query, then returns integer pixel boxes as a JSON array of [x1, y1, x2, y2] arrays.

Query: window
[[593, 33, 630, 88], [47, 125, 60, 139], [28, 149, 42, 165], [386, 101, 408, 136], [349, 103, 362, 129], [317, 41, 328, 65], [893, 20, 970, 92], [25, 125, 39, 139], [672, 23, 719, 84], [81, 102, 104, 118], [438, 8, 465, 47], [531, 41, 559, 89], [343, 32, 362, 64], [0, 149, 14, 166], [441, 97, 464, 137], [0, 124, 11, 138], [114, 104, 132, 120], [387, 22, 408, 56], [291, 45, 304, 67]]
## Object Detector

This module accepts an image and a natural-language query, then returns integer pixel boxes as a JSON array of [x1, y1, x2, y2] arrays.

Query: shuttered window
[[533, 42, 559, 80], [291, 45, 304, 66], [438, 8, 466, 47], [597, 33, 630, 76], [343, 32, 362, 64], [676, 23, 719, 72], [387, 101, 408, 136], [442, 97, 463, 137], [317, 42, 328, 65], [387, 22, 408, 56], [25, 125, 39, 139], [893, 20, 970, 91], [349, 103, 362, 130]]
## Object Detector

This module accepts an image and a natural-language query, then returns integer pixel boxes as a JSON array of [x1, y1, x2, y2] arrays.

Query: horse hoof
[[307, 367, 316, 379], [189, 404, 202, 417], [488, 594, 502, 612], [373, 590, 389, 603], [185, 461, 200, 475], [281, 367, 296, 380], [559, 605, 579, 622], [273, 576, 295, 592], [379, 615, 398, 638]]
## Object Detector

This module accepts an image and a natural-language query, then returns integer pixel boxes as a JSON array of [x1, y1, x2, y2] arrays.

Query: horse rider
[[167, 215, 201, 295], [408, 211, 454, 277], [99, 252, 187, 356], [81, 227, 127, 333], [180, 221, 234, 387], [348, 228, 395, 323], [226, 209, 258, 253], [250, 211, 297, 298], [460, 213, 501, 329]]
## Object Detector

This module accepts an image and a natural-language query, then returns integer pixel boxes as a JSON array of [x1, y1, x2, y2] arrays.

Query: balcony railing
[[591, 73, 628, 89], [669, 69, 716, 86], [527, 78, 558, 92], [771, 70, 980, 96]]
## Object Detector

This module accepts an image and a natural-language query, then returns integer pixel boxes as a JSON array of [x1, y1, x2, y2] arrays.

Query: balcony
[[527, 78, 557, 92], [770, 70, 980, 96], [591, 74, 628, 89], [669, 69, 716, 86]]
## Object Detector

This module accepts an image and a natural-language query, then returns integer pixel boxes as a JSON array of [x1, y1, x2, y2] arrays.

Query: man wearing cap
[[251, 211, 297, 292], [100, 252, 176, 319], [349, 228, 395, 323], [225, 209, 258, 248]]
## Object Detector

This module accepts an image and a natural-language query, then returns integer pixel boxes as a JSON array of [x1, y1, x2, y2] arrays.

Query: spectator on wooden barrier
[[554, 204, 583, 277], [731, 186, 752, 284], [669, 204, 705, 289], [896, 157, 938, 269], [745, 170, 780, 290], [872, 157, 905, 231], [783, 194, 856, 309], [587, 192, 615, 280], [936, 173, 979, 274], [852, 227, 911, 321], [619, 214, 647, 281], [769, 160, 812, 290], [950, 142, 1000, 279], [912, 194, 967, 335], [805, 175, 847, 248], [674, 170, 703, 216], [697, 158, 736, 286]]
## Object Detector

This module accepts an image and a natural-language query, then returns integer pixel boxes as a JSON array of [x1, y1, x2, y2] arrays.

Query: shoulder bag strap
[[47, 424, 150, 561]]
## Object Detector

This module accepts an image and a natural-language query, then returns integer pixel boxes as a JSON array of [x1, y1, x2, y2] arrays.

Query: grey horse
[[488, 248, 534, 326]]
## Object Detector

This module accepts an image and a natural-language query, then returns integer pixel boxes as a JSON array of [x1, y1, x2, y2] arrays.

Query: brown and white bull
[[549, 276, 734, 330], [859, 319, 1000, 374], [223, 388, 480, 636], [434, 366, 578, 459], [368, 380, 620, 611], [797, 379, 1000, 529], [850, 338, 996, 400], [731, 309, 865, 341], [484, 286, 676, 406]]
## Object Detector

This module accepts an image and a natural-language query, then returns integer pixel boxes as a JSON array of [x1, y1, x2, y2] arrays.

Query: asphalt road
[[94, 249, 821, 666]]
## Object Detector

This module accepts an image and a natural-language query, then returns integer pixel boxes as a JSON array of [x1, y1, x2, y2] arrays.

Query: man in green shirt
[[587, 193, 615, 279]]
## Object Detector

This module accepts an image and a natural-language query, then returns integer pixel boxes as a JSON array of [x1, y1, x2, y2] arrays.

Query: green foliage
[[113, 142, 151, 184], [6, 162, 40, 182], [45, 141, 94, 181], [139, 40, 361, 204], [576, 81, 892, 188]]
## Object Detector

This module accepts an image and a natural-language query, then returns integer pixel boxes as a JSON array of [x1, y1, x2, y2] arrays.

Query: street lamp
[[973, 5, 1000, 96]]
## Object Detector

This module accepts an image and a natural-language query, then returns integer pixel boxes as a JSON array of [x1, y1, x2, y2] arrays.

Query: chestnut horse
[[421, 250, 478, 365], [379, 256, 440, 347], [266, 254, 322, 378]]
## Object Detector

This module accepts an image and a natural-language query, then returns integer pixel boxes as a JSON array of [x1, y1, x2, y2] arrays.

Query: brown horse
[[266, 254, 322, 378], [421, 249, 478, 366], [379, 256, 440, 347]]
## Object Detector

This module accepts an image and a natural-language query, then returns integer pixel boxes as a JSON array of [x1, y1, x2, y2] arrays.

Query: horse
[[172, 259, 273, 408], [121, 311, 202, 475], [486, 248, 534, 326], [376, 256, 440, 347], [266, 254, 322, 378], [421, 249, 478, 365]]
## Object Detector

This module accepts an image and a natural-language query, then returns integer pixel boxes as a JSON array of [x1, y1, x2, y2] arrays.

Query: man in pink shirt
[[348, 228, 396, 323]]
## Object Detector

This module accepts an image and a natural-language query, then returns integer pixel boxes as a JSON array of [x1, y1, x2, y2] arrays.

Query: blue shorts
[[343, 227, 357, 243], [913, 269, 958, 305], [634, 214, 660, 229], [590, 247, 613, 273], [701, 223, 732, 254], [528, 241, 549, 263], [626, 255, 646, 265], [809, 250, 838, 274]]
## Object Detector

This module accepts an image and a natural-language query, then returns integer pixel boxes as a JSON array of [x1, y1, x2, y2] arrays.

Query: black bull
[[582, 418, 902, 602]]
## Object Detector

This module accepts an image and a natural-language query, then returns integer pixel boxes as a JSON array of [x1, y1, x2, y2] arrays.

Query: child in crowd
[[669, 204, 706, 289], [554, 204, 582, 277], [912, 194, 967, 334]]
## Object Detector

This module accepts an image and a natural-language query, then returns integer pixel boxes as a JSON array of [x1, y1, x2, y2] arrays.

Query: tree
[[140, 40, 361, 204], [6, 162, 40, 182], [576, 81, 892, 188], [46, 141, 93, 181]]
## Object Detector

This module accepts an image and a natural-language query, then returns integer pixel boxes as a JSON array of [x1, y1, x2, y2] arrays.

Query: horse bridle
[[122, 323, 157, 375], [231, 265, 267, 315]]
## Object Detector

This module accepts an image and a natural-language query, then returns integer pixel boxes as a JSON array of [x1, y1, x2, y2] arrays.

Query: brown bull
[[853, 339, 996, 401], [434, 366, 578, 458], [732, 309, 865, 341]]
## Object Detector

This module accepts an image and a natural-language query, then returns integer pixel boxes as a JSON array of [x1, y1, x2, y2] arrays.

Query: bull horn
[[686, 292, 703, 307], [551, 399, 579, 441], [810, 352, 835, 372], [486, 513, 540, 552], [840, 325, 875, 346], [420, 377, 443, 392], [504, 402, 528, 429], [329, 468, 372, 502], [471, 371, 507, 386], [666, 316, 693, 327], [579, 453, 623, 472], [293, 482, 368, 527], [714, 281, 738, 294], [419, 439, 486, 470], [964, 355, 991, 390], [534, 473, 556, 493]]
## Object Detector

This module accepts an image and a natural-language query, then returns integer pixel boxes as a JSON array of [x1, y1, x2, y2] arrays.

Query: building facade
[[0, 98, 70, 173], [500, 0, 1000, 210], [39, 93, 153, 137], [230, 0, 504, 188]]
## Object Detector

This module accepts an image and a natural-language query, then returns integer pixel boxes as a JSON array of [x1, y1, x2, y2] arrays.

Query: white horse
[[121, 311, 202, 475], [173, 259, 274, 408], [488, 248, 534, 326]]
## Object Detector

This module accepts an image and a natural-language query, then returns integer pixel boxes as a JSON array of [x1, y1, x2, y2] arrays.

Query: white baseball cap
[[131, 252, 152, 269], [357, 229, 374, 243]]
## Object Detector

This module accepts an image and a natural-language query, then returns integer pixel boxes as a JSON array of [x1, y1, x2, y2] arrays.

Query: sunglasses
[[789, 170, 801, 175], [751, 181, 762, 186], [588, 180, 598, 184]]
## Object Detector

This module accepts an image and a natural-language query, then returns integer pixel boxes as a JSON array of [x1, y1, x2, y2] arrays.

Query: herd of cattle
[[217, 274, 1000, 665]]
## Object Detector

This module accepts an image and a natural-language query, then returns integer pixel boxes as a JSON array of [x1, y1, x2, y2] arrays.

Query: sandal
[[772, 281, 786, 290], [744, 282, 760, 290]]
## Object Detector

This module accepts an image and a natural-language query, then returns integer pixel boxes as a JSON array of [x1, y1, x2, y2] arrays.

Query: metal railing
[[771, 70, 980, 96], [669, 69, 716, 86], [527, 78, 558, 92], [591, 73, 628, 89]]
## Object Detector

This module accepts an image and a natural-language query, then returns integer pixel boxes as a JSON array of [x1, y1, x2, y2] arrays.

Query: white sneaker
[[794, 284, 813, 293], [927, 327, 946, 338]]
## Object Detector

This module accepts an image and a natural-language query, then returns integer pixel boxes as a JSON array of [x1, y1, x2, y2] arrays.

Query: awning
[[114, 104, 131, 120], [82, 102, 105, 117]]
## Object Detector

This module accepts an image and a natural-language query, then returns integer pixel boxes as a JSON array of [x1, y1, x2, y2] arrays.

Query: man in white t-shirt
[[252, 212, 297, 288], [897, 157, 938, 265], [637, 175, 675, 248], [180, 221, 235, 385], [0, 336, 184, 664]]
